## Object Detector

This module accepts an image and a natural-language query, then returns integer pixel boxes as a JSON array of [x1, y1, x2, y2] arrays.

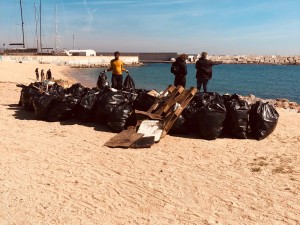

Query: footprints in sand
[[248, 155, 295, 174]]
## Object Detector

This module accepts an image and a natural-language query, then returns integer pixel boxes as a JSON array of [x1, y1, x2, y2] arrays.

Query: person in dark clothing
[[195, 52, 222, 92], [41, 69, 45, 82], [46, 69, 52, 80], [35, 68, 39, 81], [171, 54, 188, 88]]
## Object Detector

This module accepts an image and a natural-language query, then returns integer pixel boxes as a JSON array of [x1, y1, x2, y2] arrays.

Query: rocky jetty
[[208, 55, 300, 65]]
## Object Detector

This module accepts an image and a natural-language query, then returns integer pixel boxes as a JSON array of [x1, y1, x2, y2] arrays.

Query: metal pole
[[40, 0, 42, 52], [20, 0, 25, 48], [34, 2, 39, 52]]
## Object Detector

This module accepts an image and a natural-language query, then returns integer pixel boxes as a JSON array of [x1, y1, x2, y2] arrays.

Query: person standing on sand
[[104, 51, 128, 90], [41, 69, 45, 82], [46, 69, 52, 80], [35, 68, 39, 81], [171, 54, 188, 88], [195, 52, 222, 92]]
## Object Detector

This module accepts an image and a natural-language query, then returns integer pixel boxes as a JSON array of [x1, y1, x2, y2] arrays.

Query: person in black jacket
[[171, 54, 188, 88], [46, 69, 52, 80], [195, 52, 221, 92]]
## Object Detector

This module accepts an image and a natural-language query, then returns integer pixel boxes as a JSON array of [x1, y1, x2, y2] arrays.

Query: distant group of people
[[171, 51, 222, 92], [35, 68, 52, 82]]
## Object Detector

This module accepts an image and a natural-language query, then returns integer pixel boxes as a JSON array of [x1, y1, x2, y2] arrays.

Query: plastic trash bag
[[123, 73, 135, 90], [195, 92, 226, 140], [65, 83, 86, 97], [33, 94, 56, 120], [97, 73, 109, 89], [19, 82, 42, 111], [133, 89, 157, 111], [46, 95, 80, 122], [249, 101, 279, 140], [169, 114, 188, 134], [107, 104, 133, 132], [93, 91, 127, 122], [223, 94, 250, 139]]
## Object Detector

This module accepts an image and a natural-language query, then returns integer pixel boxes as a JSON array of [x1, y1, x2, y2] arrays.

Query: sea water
[[68, 63, 300, 103]]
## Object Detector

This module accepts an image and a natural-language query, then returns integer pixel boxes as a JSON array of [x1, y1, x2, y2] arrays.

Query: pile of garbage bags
[[171, 92, 279, 140], [17, 74, 279, 140], [17, 75, 157, 133]]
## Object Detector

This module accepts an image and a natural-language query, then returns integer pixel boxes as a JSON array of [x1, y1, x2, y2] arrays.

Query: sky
[[0, 0, 299, 55]]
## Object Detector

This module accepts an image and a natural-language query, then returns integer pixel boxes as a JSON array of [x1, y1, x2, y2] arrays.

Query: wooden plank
[[154, 86, 184, 115], [130, 136, 155, 148], [147, 85, 174, 112], [135, 110, 162, 120], [161, 87, 197, 138], [104, 130, 144, 148]]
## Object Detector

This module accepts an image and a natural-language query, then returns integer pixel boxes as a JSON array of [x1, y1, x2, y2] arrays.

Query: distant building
[[65, 49, 96, 56]]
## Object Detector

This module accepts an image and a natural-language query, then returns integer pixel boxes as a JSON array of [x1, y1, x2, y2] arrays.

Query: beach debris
[[123, 72, 135, 90], [16, 75, 284, 147], [97, 71, 109, 89], [137, 120, 163, 142], [249, 101, 279, 140], [194, 92, 227, 140], [223, 94, 250, 139]]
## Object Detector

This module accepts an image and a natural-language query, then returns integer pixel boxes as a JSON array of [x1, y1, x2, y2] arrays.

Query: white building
[[65, 49, 96, 56]]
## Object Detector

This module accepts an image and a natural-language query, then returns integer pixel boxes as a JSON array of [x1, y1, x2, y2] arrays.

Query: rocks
[[239, 94, 300, 112], [207, 55, 300, 65]]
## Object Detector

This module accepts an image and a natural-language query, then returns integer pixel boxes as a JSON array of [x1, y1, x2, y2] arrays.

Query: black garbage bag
[[223, 94, 250, 139], [33, 94, 56, 120], [249, 101, 279, 140], [75, 89, 99, 122], [123, 73, 135, 90], [169, 114, 188, 134], [93, 91, 127, 122], [133, 89, 157, 111], [195, 92, 226, 140], [46, 95, 80, 122], [48, 83, 65, 95], [65, 83, 87, 98], [20, 82, 42, 111], [97, 72, 109, 89], [122, 89, 138, 104], [182, 92, 204, 132], [107, 104, 133, 132]]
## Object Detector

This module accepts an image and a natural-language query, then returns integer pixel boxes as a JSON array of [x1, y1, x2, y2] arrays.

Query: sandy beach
[[0, 60, 299, 225]]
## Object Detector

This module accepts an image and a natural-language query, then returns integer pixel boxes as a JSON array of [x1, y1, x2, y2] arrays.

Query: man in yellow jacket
[[105, 51, 128, 90]]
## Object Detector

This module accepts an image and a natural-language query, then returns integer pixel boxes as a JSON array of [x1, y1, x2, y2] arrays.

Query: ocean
[[68, 63, 300, 103]]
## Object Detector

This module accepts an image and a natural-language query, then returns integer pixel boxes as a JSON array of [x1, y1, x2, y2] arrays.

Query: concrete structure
[[0, 55, 139, 67]]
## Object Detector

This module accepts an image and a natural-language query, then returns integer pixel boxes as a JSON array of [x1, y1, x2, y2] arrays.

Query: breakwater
[[207, 55, 300, 65]]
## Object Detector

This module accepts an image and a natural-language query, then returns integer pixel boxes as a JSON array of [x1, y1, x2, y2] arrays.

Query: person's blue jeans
[[197, 78, 209, 92]]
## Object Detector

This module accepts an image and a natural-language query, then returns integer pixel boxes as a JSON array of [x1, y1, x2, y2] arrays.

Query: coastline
[[1, 61, 300, 224]]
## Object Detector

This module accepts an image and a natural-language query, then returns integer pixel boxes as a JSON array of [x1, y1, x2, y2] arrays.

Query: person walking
[[41, 69, 45, 82], [35, 68, 39, 81], [171, 54, 188, 88], [46, 69, 52, 80], [104, 51, 128, 90], [195, 52, 222, 92]]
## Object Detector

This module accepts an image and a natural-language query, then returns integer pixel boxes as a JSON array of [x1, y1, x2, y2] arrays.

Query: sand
[[0, 60, 299, 225]]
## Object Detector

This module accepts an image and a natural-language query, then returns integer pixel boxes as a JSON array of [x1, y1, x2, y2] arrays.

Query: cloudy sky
[[0, 0, 299, 55]]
